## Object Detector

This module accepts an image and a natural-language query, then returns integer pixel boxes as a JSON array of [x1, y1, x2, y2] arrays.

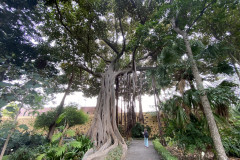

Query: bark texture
[[84, 65, 127, 160], [138, 72, 144, 124], [172, 20, 228, 160]]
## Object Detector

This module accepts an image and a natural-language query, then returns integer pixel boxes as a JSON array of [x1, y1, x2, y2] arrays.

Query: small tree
[[34, 106, 88, 135]]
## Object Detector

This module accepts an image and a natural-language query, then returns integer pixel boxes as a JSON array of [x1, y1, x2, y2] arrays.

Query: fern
[[51, 132, 62, 142], [55, 145, 67, 157], [69, 141, 82, 148], [66, 129, 75, 137], [36, 154, 46, 160]]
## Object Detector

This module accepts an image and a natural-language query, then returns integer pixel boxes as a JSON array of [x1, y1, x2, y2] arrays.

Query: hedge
[[153, 139, 178, 160]]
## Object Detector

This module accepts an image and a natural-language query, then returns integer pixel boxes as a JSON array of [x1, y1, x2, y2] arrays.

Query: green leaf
[[55, 146, 66, 157], [51, 132, 62, 142], [0, 100, 8, 108], [69, 141, 82, 148], [36, 154, 46, 160], [5, 106, 15, 112], [56, 112, 66, 124], [18, 124, 29, 130], [0, 82, 13, 87], [65, 129, 75, 137]]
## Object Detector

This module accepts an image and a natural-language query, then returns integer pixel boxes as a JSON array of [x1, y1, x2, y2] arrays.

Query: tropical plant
[[8, 146, 37, 160], [34, 106, 88, 130], [220, 108, 240, 157], [36, 130, 93, 160], [162, 80, 239, 155], [0, 128, 47, 156]]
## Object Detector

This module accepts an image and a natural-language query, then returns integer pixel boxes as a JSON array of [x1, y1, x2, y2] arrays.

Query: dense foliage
[[131, 123, 151, 138], [153, 139, 178, 160], [35, 132, 93, 160], [0, 129, 47, 156], [1, 0, 240, 159], [34, 106, 88, 129]]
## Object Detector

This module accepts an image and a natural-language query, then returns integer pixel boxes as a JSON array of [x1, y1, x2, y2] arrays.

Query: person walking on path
[[143, 128, 149, 147]]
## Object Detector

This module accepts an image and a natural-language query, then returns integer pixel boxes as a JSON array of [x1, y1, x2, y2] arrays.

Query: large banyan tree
[[42, 0, 162, 159], [41, 0, 235, 159]]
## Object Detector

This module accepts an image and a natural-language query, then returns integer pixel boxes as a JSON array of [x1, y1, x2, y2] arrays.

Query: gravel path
[[126, 139, 162, 160]]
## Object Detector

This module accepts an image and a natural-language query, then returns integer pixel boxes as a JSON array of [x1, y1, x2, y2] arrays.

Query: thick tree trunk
[[115, 76, 119, 126], [131, 72, 137, 125], [138, 72, 144, 124], [47, 72, 74, 140], [120, 97, 123, 125], [172, 23, 227, 159], [84, 65, 127, 160]]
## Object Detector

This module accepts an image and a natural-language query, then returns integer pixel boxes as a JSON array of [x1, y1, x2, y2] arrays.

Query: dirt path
[[126, 139, 162, 160]]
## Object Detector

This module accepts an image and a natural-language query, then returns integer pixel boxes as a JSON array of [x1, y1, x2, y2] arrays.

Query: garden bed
[[165, 146, 240, 160]]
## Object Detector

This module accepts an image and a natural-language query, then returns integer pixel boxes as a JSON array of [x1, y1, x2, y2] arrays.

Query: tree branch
[[129, 0, 145, 25], [138, 45, 165, 61], [78, 63, 101, 78], [171, 18, 185, 36], [54, 0, 72, 35], [119, 17, 126, 56], [187, 0, 216, 33], [114, 66, 156, 77], [95, 54, 111, 63], [111, 18, 127, 64], [102, 39, 120, 55]]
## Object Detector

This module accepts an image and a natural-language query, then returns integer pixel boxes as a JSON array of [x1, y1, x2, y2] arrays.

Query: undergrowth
[[153, 139, 178, 160], [104, 145, 122, 160]]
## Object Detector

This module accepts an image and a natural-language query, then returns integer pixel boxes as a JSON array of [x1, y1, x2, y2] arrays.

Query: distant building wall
[[3, 112, 160, 138]]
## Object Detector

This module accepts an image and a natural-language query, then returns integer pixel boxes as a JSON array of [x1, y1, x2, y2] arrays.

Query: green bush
[[34, 106, 88, 130], [74, 134, 94, 158], [8, 146, 37, 160], [0, 129, 47, 155], [34, 109, 57, 130], [164, 114, 212, 153], [35, 133, 93, 160], [153, 139, 177, 160], [131, 123, 144, 138], [131, 123, 151, 138], [221, 125, 240, 157]]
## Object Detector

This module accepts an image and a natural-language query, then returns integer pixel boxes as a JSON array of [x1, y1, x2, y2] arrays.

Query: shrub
[[63, 106, 88, 127], [34, 109, 57, 130], [131, 123, 144, 138], [34, 106, 88, 130], [153, 139, 178, 160], [8, 146, 37, 160], [131, 123, 151, 138], [0, 129, 47, 155], [221, 125, 240, 157], [35, 133, 93, 160], [164, 114, 212, 153], [74, 134, 94, 158]]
